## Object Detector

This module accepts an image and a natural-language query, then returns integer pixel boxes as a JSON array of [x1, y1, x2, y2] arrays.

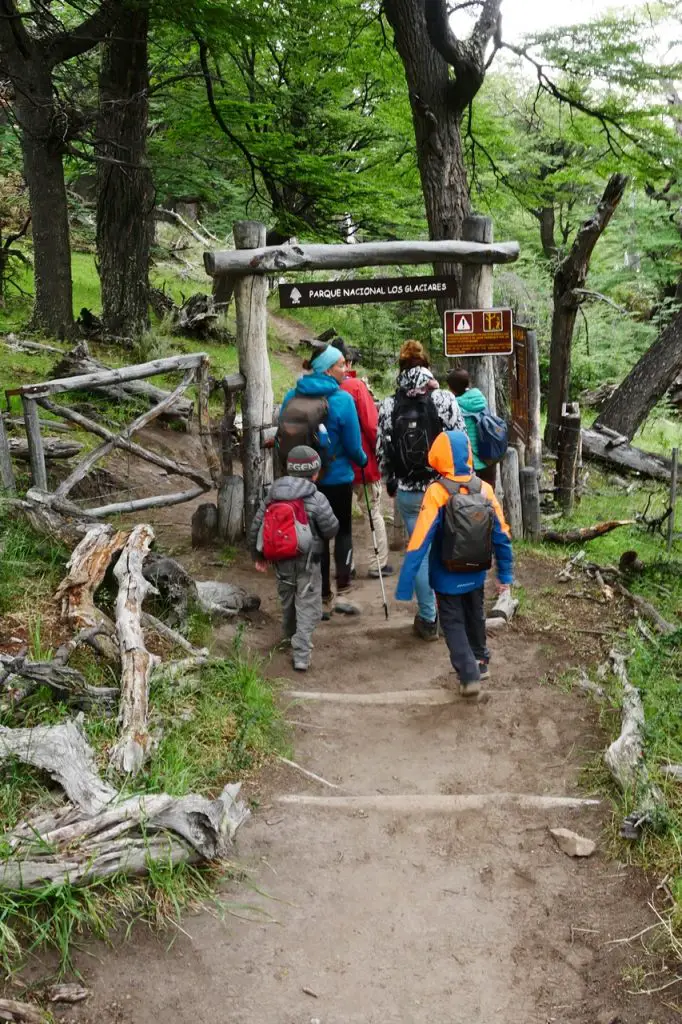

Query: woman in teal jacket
[[447, 367, 496, 486], [280, 346, 367, 602]]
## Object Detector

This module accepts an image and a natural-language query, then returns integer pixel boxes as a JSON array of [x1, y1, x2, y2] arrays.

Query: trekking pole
[[361, 467, 389, 620]]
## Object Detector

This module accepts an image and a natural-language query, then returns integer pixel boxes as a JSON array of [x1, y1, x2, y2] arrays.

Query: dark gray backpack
[[439, 476, 494, 572]]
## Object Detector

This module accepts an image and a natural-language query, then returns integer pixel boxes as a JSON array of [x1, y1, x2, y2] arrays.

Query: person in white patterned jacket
[[376, 340, 465, 641]]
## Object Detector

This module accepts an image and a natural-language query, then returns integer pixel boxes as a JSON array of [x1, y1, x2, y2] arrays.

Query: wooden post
[[555, 402, 581, 512], [21, 397, 47, 490], [520, 466, 541, 541], [233, 220, 274, 534], [217, 380, 245, 543], [0, 412, 15, 494], [526, 329, 542, 472], [500, 447, 523, 538], [460, 215, 496, 415], [667, 447, 679, 554]]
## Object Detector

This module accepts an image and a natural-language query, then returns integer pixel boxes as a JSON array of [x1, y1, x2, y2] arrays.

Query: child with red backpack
[[249, 446, 339, 672], [395, 429, 513, 697]]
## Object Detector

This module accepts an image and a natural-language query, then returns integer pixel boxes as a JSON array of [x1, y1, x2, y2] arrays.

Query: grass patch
[[0, 508, 68, 617]]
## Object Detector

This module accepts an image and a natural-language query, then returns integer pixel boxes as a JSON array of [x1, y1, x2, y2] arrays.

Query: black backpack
[[276, 395, 329, 473], [439, 476, 494, 572], [390, 389, 442, 484]]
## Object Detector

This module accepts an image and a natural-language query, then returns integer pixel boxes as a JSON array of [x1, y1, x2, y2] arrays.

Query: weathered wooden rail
[[3, 353, 223, 519]]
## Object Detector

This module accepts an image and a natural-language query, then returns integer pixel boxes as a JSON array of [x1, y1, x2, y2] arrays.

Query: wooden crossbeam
[[204, 238, 520, 277], [6, 353, 206, 399]]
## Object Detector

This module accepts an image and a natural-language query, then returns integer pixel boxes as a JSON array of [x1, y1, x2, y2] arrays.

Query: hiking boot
[[413, 614, 438, 641], [460, 679, 481, 698], [368, 564, 395, 579], [293, 655, 310, 672], [478, 661, 490, 681], [334, 600, 361, 616]]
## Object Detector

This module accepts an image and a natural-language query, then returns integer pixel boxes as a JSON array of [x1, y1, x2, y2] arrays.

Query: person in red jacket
[[338, 341, 392, 578]]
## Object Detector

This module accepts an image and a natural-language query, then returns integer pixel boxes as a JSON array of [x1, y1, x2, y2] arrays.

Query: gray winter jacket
[[249, 476, 339, 559]]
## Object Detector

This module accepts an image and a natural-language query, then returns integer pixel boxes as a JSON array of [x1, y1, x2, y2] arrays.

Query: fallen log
[[0, 638, 118, 712], [195, 580, 261, 618], [542, 520, 635, 545], [8, 437, 83, 461], [614, 582, 676, 635], [55, 523, 127, 660], [0, 997, 47, 1023], [7, 491, 94, 546], [110, 525, 159, 776], [581, 427, 672, 481], [487, 590, 519, 623], [0, 717, 116, 815], [2, 333, 65, 356], [0, 718, 249, 889], [603, 650, 662, 838]]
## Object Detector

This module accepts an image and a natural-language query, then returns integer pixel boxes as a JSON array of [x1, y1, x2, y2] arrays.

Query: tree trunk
[[545, 174, 628, 451], [595, 309, 682, 439], [383, 0, 470, 300], [96, 6, 153, 339], [14, 75, 74, 338]]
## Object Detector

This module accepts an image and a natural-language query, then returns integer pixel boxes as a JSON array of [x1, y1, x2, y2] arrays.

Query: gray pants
[[276, 556, 323, 664]]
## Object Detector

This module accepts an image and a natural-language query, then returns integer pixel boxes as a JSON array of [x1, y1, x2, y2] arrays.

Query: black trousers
[[436, 588, 489, 684], [318, 482, 354, 597]]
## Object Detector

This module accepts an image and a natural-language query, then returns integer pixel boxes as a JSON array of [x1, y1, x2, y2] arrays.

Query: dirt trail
[[63, 489, 673, 1024]]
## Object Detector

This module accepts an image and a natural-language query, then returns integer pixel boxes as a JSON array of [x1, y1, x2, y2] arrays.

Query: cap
[[287, 445, 322, 478]]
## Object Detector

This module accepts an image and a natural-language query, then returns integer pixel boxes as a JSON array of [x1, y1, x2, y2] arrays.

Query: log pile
[[0, 512, 259, 888]]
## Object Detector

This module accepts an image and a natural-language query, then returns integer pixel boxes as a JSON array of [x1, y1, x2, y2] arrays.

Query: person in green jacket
[[447, 368, 497, 486]]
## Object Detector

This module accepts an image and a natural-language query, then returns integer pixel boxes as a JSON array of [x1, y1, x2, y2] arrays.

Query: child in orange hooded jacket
[[395, 429, 513, 696]]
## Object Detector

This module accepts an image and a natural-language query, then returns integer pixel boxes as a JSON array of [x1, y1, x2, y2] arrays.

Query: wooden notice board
[[444, 308, 514, 357], [509, 323, 530, 445]]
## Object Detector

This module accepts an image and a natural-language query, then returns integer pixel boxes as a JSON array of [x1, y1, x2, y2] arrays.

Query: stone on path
[[550, 827, 597, 858]]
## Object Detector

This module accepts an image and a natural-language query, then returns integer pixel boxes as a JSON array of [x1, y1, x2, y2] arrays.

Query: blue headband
[[311, 346, 344, 374]]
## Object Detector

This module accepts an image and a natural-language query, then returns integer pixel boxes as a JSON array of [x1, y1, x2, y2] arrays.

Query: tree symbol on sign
[[290, 287, 302, 305]]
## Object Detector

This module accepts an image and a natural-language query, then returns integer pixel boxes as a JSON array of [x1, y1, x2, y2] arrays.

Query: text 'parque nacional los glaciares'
[[278, 275, 458, 308]]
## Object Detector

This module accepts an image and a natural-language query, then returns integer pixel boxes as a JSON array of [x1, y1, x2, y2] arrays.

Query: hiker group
[[250, 339, 514, 697]]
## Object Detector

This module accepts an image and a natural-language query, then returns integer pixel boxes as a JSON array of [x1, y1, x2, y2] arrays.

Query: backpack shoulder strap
[[439, 475, 484, 496]]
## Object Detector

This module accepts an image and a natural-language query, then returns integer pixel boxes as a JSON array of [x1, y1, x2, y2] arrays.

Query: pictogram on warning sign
[[443, 308, 513, 357], [483, 311, 503, 332]]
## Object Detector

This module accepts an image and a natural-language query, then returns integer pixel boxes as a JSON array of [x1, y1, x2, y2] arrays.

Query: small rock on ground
[[550, 827, 596, 858]]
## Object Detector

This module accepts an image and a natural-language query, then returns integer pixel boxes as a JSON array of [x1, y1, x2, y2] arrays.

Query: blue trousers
[[396, 488, 437, 624]]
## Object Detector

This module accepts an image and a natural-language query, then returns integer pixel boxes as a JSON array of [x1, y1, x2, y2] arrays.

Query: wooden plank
[[84, 487, 206, 518], [233, 220, 274, 534], [0, 413, 16, 493], [54, 371, 197, 500], [7, 353, 205, 399], [21, 397, 48, 490], [204, 238, 520, 277], [197, 356, 222, 488], [36, 397, 211, 489]]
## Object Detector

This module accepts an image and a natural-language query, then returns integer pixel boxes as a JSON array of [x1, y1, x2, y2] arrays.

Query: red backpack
[[260, 499, 313, 561]]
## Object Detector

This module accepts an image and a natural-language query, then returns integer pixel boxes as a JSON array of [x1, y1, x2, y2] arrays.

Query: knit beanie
[[287, 445, 322, 478]]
